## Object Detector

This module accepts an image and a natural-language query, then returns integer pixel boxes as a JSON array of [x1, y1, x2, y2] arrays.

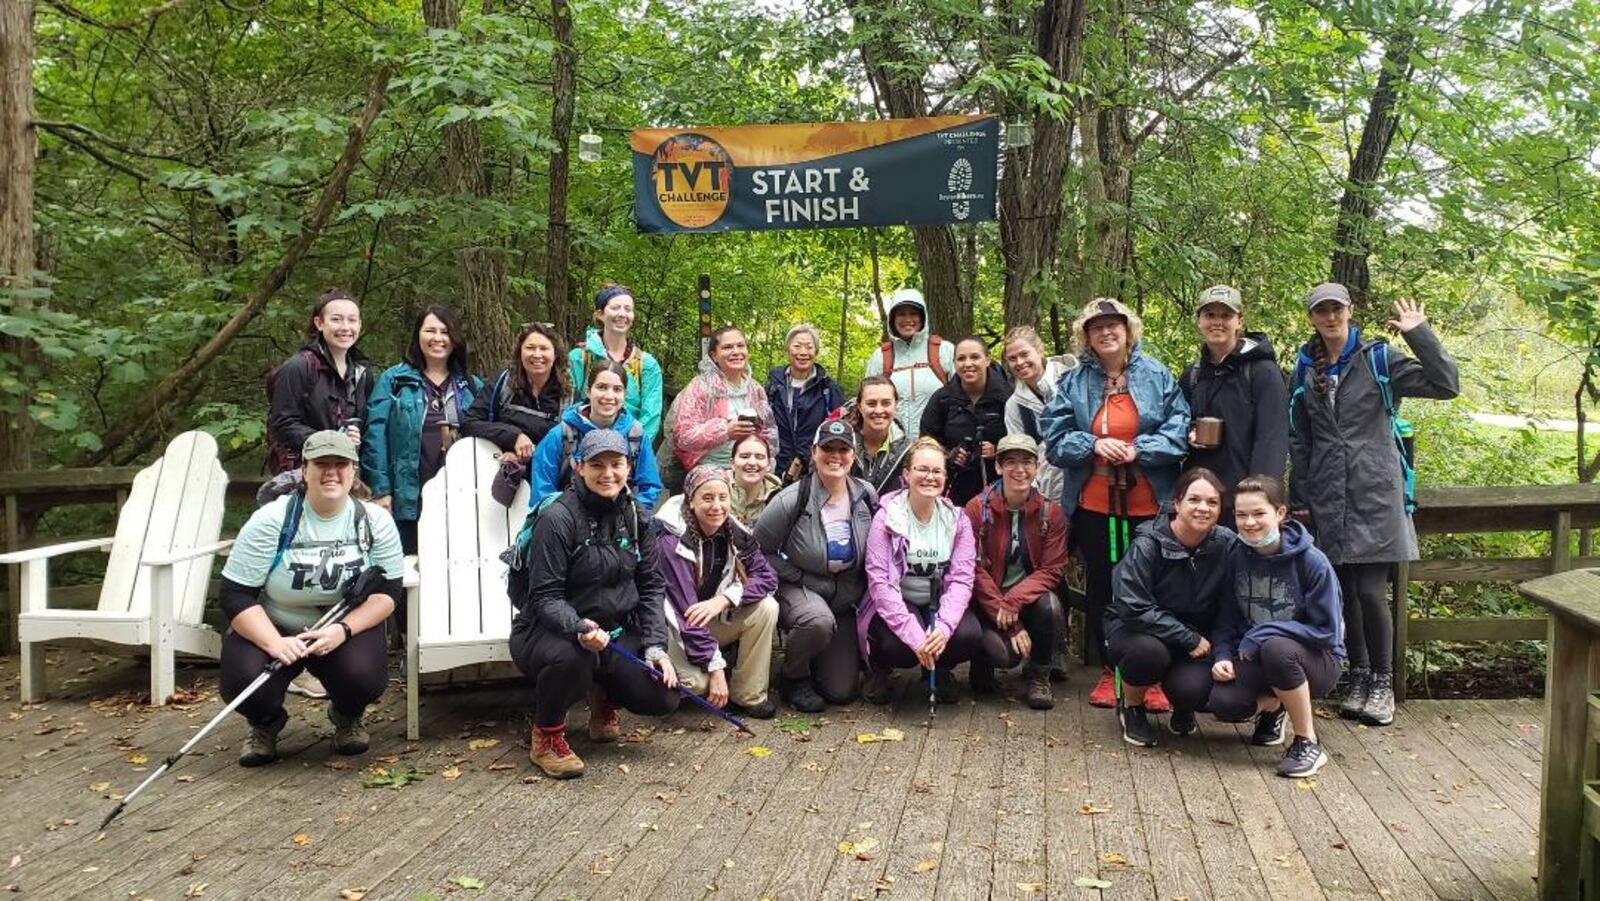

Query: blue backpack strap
[[1287, 350, 1314, 431], [1367, 342, 1417, 513], [268, 490, 304, 575]]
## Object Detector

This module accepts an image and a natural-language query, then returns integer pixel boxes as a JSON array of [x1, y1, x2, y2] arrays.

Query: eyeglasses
[[910, 466, 944, 478]]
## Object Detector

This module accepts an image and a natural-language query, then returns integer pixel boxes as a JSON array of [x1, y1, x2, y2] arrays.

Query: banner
[[631, 116, 999, 233]]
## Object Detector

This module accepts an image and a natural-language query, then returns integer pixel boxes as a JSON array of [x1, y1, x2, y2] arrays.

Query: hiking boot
[[328, 706, 370, 755], [933, 668, 958, 704], [588, 686, 621, 743], [782, 676, 827, 713], [1024, 667, 1055, 711], [729, 696, 777, 720], [531, 724, 585, 779], [1168, 708, 1198, 736], [1359, 672, 1395, 727], [1276, 736, 1329, 779], [238, 710, 287, 767], [1119, 703, 1159, 748], [287, 670, 328, 699], [1339, 668, 1371, 720], [1088, 669, 1118, 708], [861, 670, 894, 706], [1144, 683, 1172, 714], [1250, 709, 1288, 747], [969, 662, 998, 695]]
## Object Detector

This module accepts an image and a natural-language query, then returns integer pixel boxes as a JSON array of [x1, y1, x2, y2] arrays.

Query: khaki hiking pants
[[667, 595, 779, 707]]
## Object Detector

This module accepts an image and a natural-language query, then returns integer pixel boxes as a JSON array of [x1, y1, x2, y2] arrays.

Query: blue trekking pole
[[604, 629, 753, 735]]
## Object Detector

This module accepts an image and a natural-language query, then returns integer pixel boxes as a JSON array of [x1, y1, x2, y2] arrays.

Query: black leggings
[[1209, 636, 1342, 722], [1105, 631, 1214, 714], [1337, 562, 1393, 673], [1072, 509, 1155, 667], [865, 609, 983, 672], [510, 629, 680, 728], [219, 625, 389, 727], [979, 592, 1064, 670]]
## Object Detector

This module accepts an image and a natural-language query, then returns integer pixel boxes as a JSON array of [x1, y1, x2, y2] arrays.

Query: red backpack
[[880, 335, 947, 383]]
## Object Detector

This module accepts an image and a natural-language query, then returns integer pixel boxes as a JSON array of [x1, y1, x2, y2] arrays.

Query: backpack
[[487, 370, 562, 426], [504, 489, 642, 618], [269, 489, 374, 575], [880, 335, 948, 384], [1289, 342, 1416, 514], [582, 344, 646, 396], [264, 348, 324, 473]]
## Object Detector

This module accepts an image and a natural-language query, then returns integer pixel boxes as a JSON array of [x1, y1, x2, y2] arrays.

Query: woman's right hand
[[1189, 635, 1212, 659], [1211, 659, 1235, 682], [707, 670, 729, 708], [578, 627, 611, 652], [266, 635, 309, 668], [915, 627, 948, 670], [1094, 437, 1135, 463], [514, 433, 535, 462], [726, 418, 756, 441]]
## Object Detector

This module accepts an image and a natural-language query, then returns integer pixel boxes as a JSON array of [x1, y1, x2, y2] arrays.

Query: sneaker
[[531, 724, 585, 779], [729, 697, 777, 720], [1250, 709, 1288, 747], [287, 671, 329, 699], [1359, 672, 1395, 727], [1088, 669, 1118, 708], [588, 686, 621, 743], [1168, 708, 1198, 736], [969, 663, 998, 695], [1119, 703, 1159, 748], [238, 711, 287, 767], [782, 676, 827, 713], [1024, 668, 1055, 710], [1144, 683, 1172, 714], [1339, 668, 1371, 720], [933, 669, 958, 704], [1276, 736, 1329, 778], [328, 706, 370, 755], [861, 670, 894, 706]]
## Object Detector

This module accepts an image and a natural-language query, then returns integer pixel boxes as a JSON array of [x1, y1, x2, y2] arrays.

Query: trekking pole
[[975, 424, 988, 493], [99, 567, 388, 832], [604, 629, 753, 735], [924, 575, 943, 726]]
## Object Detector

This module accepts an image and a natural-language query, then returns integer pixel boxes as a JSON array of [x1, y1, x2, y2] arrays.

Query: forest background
[[1, 0, 1597, 688]]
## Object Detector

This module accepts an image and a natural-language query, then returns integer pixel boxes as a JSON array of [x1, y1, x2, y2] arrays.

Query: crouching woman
[[657, 466, 781, 719], [513, 430, 680, 779], [1209, 475, 1346, 779]]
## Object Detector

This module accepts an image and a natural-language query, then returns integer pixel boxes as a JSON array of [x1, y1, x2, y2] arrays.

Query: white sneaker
[[287, 671, 328, 699]]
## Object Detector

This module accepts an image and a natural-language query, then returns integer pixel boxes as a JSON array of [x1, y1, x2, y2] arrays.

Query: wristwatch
[[338, 622, 353, 641]]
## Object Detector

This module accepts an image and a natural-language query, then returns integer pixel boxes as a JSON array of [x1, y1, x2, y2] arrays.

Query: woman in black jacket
[[919, 337, 1011, 506], [267, 289, 374, 474], [1106, 467, 1236, 748], [461, 322, 573, 466], [512, 429, 679, 779]]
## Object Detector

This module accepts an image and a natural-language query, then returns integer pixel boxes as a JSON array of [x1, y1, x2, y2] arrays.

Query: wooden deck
[[1, 650, 1542, 900]]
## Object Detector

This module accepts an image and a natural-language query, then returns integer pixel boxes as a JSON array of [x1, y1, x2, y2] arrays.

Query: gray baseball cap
[[576, 429, 628, 461], [1197, 284, 1243, 315], [995, 433, 1040, 460], [1305, 282, 1352, 309], [301, 429, 359, 462]]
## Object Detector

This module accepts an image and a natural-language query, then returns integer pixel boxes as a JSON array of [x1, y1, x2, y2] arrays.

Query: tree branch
[[1131, 47, 1244, 148]]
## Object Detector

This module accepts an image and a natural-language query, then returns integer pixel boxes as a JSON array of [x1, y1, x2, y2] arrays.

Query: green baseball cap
[[301, 429, 359, 462]]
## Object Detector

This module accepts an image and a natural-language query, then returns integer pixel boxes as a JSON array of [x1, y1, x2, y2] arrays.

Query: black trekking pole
[[99, 567, 388, 832], [924, 574, 944, 727], [604, 629, 754, 735]]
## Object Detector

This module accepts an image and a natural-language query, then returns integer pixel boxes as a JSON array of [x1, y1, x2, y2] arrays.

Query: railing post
[[1555, 510, 1574, 573]]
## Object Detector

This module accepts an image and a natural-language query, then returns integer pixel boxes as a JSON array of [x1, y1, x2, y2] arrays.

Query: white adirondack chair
[[406, 437, 525, 739], [1, 431, 232, 705]]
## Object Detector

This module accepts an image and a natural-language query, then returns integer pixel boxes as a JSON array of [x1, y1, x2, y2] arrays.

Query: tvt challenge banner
[[632, 116, 999, 233]]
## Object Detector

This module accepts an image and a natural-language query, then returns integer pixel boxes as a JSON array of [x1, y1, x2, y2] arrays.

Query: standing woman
[[847, 376, 913, 496], [1002, 325, 1077, 501], [267, 289, 373, 474], [674, 326, 779, 471], [569, 284, 665, 443], [1289, 284, 1458, 727], [362, 304, 483, 554], [461, 322, 572, 469], [1040, 298, 1189, 710], [862, 288, 954, 441], [218, 431, 405, 766], [512, 430, 679, 779], [656, 466, 781, 719], [728, 435, 782, 526], [767, 323, 845, 482], [528, 361, 663, 511], [858, 437, 983, 703], [920, 336, 1011, 506]]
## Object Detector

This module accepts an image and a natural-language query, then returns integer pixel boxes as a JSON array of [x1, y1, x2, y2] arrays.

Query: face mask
[[1240, 527, 1280, 549]]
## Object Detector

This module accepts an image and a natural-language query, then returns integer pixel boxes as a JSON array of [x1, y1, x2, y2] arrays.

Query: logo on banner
[[946, 158, 974, 221], [650, 134, 733, 229]]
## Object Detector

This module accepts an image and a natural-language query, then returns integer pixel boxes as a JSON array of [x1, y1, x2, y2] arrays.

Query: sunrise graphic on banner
[[631, 116, 999, 233]]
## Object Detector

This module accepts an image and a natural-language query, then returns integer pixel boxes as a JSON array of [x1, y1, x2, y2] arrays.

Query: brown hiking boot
[[1024, 667, 1055, 710], [531, 725, 585, 779], [238, 710, 288, 767], [588, 686, 621, 743], [328, 706, 370, 755]]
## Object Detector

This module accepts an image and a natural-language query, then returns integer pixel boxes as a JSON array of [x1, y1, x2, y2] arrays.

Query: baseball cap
[[301, 430, 359, 462], [1305, 282, 1352, 309], [814, 419, 856, 449], [576, 429, 628, 461], [1197, 284, 1242, 315], [995, 434, 1040, 460]]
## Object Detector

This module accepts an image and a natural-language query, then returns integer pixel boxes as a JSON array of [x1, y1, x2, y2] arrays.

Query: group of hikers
[[217, 277, 1458, 783]]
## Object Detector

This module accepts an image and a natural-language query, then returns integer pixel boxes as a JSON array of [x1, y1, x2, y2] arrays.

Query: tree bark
[[0, 0, 36, 473], [83, 68, 393, 464], [1079, 100, 1135, 303], [423, 0, 513, 366], [1331, 28, 1416, 306], [544, 0, 580, 340]]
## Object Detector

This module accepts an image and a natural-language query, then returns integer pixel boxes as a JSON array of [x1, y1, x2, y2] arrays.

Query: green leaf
[[449, 876, 485, 890]]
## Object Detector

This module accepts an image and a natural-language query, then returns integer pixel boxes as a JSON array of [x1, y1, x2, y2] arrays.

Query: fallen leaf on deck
[[1016, 882, 1046, 893], [338, 889, 368, 900], [467, 738, 499, 751], [6, 856, 17, 870], [291, 833, 311, 846], [184, 883, 208, 898], [744, 746, 772, 757], [125, 753, 148, 765], [837, 837, 880, 857], [334, 813, 353, 825], [856, 728, 905, 743], [88, 782, 111, 793], [723, 859, 736, 869], [911, 859, 938, 873], [1296, 778, 1318, 790], [1079, 802, 1112, 815], [442, 767, 462, 781], [1098, 851, 1129, 867], [374, 755, 400, 764], [324, 760, 350, 771], [176, 775, 195, 783], [488, 762, 515, 771], [450, 875, 485, 890], [1073, 876, 1113, 889], [618, 764, 631, 775]]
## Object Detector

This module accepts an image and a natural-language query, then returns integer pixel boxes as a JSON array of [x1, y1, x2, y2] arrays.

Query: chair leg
[[20, 640, 45, 703], [149, 562, 176, 706], [406, 663, 421, 741]]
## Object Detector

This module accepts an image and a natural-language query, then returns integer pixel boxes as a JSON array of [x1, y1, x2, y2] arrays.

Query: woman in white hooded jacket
[[1002, 326, 1077, 502], [863, 288, 954, 442]]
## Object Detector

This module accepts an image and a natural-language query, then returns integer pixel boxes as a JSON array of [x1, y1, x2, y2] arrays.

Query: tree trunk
[[1079, 100, 1135, 303], [423, 0, 513, 365], [1331, 28, 1416, 307], [0, 0, 36, 473], [544, 0, 580, 340], [998, 0, 1088, 329]]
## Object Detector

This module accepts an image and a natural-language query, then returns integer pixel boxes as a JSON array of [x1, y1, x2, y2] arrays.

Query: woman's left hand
[[1009, 629, 1033, 660], [685, 595, 732, 629], [654, 655, 679, 690], [296, 625, 347, 656], [979, 441, 996, 460], [1389, 299, 1427, 333]]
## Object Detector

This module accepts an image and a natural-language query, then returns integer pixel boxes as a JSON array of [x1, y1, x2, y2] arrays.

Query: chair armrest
[[403, 555, 420, 588], [0, 536, 115, 564], [141, 539, 235, 567]]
